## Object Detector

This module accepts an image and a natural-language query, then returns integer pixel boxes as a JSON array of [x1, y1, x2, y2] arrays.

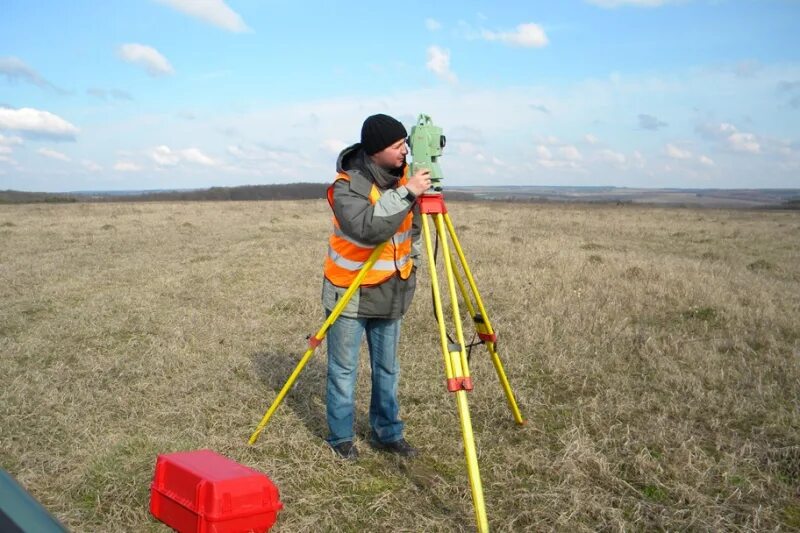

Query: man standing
[[322, 113, 432, 460]]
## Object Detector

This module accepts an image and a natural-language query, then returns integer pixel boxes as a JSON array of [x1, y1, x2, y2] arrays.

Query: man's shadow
[[249, 347, 372, 443]]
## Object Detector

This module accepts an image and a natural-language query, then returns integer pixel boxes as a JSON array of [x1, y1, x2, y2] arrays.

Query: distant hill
[[447, 186, 800, 209]]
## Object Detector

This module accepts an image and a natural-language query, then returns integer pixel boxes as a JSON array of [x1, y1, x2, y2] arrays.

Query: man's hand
[[406, 168, 432, 197]]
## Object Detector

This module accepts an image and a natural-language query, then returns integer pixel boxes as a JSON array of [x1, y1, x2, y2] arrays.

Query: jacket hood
[[336, 143, 407, 188], [336, 143, 363, 174]]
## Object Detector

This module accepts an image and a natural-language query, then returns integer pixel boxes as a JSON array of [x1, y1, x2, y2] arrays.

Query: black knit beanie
[[360, 114, 407, 155]]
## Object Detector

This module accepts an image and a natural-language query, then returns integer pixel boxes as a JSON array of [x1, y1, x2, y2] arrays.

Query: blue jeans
[[325, 313, 404, 446]]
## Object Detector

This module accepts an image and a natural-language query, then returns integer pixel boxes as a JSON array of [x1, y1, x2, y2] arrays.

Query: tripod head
[[409, 114, 446, 193]]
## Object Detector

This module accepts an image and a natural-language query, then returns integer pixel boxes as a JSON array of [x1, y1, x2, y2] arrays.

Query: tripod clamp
[[447, 342, 474, 392], [472, 313, 498, 349]]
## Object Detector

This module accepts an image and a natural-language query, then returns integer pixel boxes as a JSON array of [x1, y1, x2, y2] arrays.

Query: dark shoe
[[370, 438, 419, 458], [331, 441, 359, 461]]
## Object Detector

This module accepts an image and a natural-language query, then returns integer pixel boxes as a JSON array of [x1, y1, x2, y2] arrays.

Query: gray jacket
[[322, 144, 421, 319]]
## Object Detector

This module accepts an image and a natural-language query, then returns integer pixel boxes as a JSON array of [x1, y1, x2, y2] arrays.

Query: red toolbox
[[150, 449, 282, 533]]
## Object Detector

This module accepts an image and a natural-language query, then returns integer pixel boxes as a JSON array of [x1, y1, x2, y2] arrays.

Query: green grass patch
[[623, 266, 645, 280], [748, 259, 774, 271], [783, 504, 800, 529], [681, 306, 717, 322], [641, 484, 668, 503], [71, 436, 160, 518]]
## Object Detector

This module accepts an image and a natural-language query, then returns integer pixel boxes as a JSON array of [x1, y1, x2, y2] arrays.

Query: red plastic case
[[150, 449, 282, 533]]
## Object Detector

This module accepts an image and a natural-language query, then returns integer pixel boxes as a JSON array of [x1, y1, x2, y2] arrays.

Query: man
[[322, 113, 432, 460]]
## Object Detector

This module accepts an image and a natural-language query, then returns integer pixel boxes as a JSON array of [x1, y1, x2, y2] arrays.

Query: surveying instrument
[[248, 114, 525, 532]]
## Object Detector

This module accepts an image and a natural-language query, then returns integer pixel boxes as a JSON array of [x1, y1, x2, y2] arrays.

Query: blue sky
[[1, 0, 798, 192]]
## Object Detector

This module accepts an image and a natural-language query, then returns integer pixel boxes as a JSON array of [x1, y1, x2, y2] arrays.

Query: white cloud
[[632, 150, 646, 168], [426, 46, 457, 84], [37, 148, 71, 162], [155, 0, 250, 32], [180, 147, 216, 166], [227, 144, 288, 161], [728, 132, 760, 154], [0, 133, 23, 157], [118, 44, 174, 77], [321, 139, 347, 155], [481, 23, 548, 48], [535, 145, 552, 159], [665, 144, 716, 167], [535, 141, 583, 169], [0, 133, 23, 145], [666, 143, 692, 160], [697, 122, 761, 154], [558, 145, 583, 161], [114, 161, 141, 172], [699, 155, 715, 166], [596, 149, 627, 165], [584, 134, 599, 145], [151, 145, 180, 166], [425, 18, 441, 31], [82, 160, 102, 172], [0, 107, 78, 139], [586, 0, 684, 7], [0, 56, 67, 93], [150, 145, 217, 166]]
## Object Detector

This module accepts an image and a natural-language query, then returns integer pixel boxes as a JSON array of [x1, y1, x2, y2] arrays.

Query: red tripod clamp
[[418, 193, 447, 214], [307, 335, 323, 349], [447, 376, 474, 392]]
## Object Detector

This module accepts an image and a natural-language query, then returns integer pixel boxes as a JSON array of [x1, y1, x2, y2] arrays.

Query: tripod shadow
[[249, 348, 372, 443]]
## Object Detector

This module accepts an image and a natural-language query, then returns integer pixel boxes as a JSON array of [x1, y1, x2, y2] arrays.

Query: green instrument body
[[409, 113, 446, 191]]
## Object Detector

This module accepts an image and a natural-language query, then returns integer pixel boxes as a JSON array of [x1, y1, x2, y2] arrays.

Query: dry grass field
[[1, 199, 798, 532]]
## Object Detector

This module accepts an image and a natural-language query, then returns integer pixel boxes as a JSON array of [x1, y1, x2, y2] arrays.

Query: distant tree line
[[1, 184, 477, 204], [105, 183, 330, 202], [0, 190, 78, 204]]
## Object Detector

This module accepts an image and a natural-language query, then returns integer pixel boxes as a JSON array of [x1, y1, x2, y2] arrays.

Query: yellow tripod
[[249, 191, 524, 532]]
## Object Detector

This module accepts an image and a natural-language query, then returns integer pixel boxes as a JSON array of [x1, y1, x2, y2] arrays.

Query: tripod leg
[[420, 213, 454, 381], [433, 214, 472, 387], [248, 243, 387, 445], [443, 213, 525, 426], [425, 213, 489, 532]]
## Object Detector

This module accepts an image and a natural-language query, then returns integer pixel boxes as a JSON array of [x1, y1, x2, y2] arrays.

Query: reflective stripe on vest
[[324, 171, 414, 287]]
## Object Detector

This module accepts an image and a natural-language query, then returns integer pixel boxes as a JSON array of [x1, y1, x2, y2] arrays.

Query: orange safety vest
[[324, 171, 414, 287]]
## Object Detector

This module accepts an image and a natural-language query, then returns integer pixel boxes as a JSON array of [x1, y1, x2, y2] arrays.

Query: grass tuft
[[747, 258, 774, 271], [681, 306, 717, 321]]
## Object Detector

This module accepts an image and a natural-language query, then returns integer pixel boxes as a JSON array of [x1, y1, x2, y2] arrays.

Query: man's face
[[370, 138, 408, 170]]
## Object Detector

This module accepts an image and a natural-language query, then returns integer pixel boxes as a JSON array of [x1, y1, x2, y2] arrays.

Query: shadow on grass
[[249, 350, 330, 441], [249, 349, 467, 522], [249, 349, 372, 443]]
